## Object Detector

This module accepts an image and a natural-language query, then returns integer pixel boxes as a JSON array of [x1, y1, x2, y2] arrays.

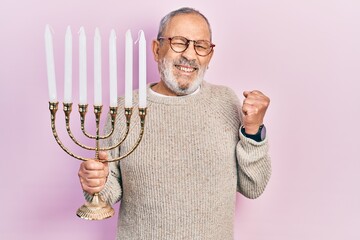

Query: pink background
[[1, 0, 359, 239]]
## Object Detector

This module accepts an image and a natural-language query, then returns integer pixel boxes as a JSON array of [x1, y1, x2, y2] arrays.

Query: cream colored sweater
[[87, 81, 271, 239]]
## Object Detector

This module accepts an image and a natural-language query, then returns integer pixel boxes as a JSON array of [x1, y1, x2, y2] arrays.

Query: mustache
[[174, 57, 199, 69]]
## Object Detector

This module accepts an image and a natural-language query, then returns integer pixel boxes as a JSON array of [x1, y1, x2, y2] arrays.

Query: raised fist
[[242, 90, 270, 134]]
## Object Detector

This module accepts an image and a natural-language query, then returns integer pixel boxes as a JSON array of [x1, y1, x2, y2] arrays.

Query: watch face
[[260, 125, 267, 140]]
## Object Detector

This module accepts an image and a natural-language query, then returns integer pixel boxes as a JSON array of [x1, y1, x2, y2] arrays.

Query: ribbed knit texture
[[86, 81, 271, 239]]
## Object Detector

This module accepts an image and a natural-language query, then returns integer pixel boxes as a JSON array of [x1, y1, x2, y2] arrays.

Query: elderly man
[[79, 7, 271, 239]]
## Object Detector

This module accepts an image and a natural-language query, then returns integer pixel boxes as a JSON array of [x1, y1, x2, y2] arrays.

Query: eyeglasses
[[158, 36, 215, 56]]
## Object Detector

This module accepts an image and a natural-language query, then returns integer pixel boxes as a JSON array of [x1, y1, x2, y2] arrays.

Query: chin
[[166, 78, 202, 96], [177, 79, 194, 90]]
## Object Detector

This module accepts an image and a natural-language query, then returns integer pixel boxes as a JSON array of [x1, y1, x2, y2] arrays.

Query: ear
[[152, 40, 160, 62]]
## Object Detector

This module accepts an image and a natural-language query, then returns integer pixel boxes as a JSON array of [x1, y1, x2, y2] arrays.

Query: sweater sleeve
[[236, 133, 271, 199], [221, 85, 271, 199], [83, 112, 123, 206]]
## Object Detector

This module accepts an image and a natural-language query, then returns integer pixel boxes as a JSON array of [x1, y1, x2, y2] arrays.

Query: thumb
[[98, 151, 108, 163], [243, 91, 250, 98]]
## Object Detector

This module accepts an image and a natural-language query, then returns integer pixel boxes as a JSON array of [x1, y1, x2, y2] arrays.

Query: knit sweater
[[87, 81, 271, 239]]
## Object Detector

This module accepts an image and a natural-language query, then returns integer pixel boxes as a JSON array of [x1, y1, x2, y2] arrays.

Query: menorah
[[45, 25, 147, 220]]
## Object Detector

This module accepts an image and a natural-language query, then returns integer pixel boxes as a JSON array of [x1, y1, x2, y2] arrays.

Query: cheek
[[198, 61, 208, 69], [162, 47, 185, 61], [200, 57, 212, 68], [159, 46, 174, 58], [200, 53, 213, 65]]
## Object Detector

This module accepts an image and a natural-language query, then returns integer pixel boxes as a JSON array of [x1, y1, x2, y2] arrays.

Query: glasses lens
[[195, 40, 212, 56], [170, 36, 188, 52]]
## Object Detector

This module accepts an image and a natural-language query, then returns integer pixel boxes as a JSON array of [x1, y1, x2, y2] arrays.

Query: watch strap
[[240, 124, 266, 142]]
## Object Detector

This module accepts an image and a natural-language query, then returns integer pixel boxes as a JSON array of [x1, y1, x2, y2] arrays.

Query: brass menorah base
[[49, 101, 147, 220], [76, 193, 115, 220]]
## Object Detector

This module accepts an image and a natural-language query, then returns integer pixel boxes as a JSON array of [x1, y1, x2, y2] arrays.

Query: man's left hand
[[242, 90, 270, 134]]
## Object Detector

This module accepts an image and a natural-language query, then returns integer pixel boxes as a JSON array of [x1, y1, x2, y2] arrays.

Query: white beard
[[159, 57, 207, 96]]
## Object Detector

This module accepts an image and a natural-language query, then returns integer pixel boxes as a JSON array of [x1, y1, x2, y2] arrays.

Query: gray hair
[[157, 7, 212, 41]]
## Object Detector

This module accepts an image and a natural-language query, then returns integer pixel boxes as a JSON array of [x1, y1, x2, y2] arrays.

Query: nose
[[181, 41, 197, 60]]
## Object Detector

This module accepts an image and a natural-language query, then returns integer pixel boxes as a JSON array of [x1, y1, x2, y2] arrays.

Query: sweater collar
[[146, 81, 209, 106]]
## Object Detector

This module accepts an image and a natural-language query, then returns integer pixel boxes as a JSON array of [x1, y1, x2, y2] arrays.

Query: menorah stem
[[80, 104, 117, 140], [76, 104, 117, 220], [94, 105, 102, 159]]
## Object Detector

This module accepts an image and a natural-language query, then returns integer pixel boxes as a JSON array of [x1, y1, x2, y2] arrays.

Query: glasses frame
[[158, 36, 215, 57]]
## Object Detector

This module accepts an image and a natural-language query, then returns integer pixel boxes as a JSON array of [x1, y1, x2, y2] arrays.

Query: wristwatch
[[241, 124, 266, 142]]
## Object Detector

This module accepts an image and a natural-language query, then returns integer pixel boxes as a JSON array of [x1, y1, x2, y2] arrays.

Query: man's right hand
[[78, 151, 109, 195]]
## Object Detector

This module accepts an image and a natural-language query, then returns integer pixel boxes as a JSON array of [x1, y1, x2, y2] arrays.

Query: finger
[[243, 110, 258, 116], [244, 95, 270, 108], [243, 91, 251, 98], [249, 90, 264, 96], [242, 102, 251, 115], [243, 98, 257, 106], [83, 160, 106, 171], [245, 92, 264, 101], [245, 108, 259, 116], [82, 177, 106, 192], [98, 152, 109, 167], [248, 91, 270, 106], [242, 104, 259, 115], [83, 178, 106, 187], [84, 169, 109, 179], [98, 151, 108, 160], [242, 104, 251, 115]]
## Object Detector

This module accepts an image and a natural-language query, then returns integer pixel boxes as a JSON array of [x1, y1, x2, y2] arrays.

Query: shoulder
[[202, 81, 242, 125], [202, 81, 241, 104]]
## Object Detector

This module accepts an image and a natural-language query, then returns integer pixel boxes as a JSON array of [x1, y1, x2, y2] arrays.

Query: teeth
[[177, 65, 195, 73]]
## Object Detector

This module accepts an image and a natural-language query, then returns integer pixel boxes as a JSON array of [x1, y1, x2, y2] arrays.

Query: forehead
[[163, 13, 211, 41]]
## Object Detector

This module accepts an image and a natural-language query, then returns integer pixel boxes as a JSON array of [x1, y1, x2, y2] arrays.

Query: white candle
[[94, 28, 102, 106], [45, 24, 57, 102], [109, 29, 118, 107], [79, 27, 87, 105], [138, 30, 147, 108], [125, 30, 133, 108], [64, 26, 72, 103]]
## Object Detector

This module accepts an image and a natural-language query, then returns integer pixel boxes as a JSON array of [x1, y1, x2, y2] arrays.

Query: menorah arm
[[63, 103, 129, 151], [49, 102, 146, 163], [49, 102, 92, 161], [106, 108, 147, 162], [63, 103, 99, 151], [79, 104, 116, 140], [97, 108, 132, 152]]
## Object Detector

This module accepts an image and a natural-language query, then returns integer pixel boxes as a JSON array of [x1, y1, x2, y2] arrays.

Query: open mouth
[[175, 64, 198, 73]]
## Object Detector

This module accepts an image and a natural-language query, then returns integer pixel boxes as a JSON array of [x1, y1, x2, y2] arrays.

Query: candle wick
[[78, 26, 85, 35], [46, 24, 55, 35], [134, 30, 142, 45]]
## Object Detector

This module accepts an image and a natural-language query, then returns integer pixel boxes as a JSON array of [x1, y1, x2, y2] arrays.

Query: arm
[[236, 131, 271, 199], [236, 90, 272, 198]]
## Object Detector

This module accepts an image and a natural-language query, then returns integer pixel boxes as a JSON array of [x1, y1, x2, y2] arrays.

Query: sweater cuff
[[237, 129, 270, 166], [82, 176, 119, 205], [239, 128, 268, 146]]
